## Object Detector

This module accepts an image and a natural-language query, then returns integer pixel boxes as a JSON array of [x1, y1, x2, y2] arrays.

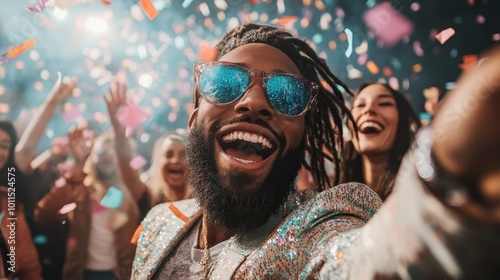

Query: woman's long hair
[[340, 83, 421, 200], [0, 119, 18, 186]]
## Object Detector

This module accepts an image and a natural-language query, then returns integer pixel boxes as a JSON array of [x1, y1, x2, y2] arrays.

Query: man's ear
[[187, 108, 199, 130]]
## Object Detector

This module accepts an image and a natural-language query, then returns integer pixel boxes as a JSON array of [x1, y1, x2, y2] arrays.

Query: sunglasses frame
[[193, 61, 319, 117]]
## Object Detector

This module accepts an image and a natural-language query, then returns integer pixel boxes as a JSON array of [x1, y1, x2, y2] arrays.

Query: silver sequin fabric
[[132, 183, 381, 279]]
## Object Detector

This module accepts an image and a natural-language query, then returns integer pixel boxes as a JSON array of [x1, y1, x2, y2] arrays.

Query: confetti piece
[[139, 0, 159, 20], [34, 235, 48, 245], [198, 41, 217, 61], [27, 0, 52, 13], [271, 16, 298, 28], [344, 28, 353, 58], [67, 237, 77, 249], [58, 203, 77, 214], [413, 41, 424, 57], [363, 3, 414, 47], [91, 202, 109, 213], [366, 60, 379, 75], [0, 212, 4, 223], [476, 15, 485, 24], [102, 0, 111, 4], [493, 33, 500, 41], [63, 105, 81, 123], [420, 112, 432, 121], [0, 38, 37, 65], [130, 155, 147, 170], [435, 28, 456, 44], [459, 54, 477, 71], [100, 186, 123, 209], [467, 0, 474, 5], [116, 101, 151, 133], [182, 0, 194, 8], [445, 82, 456, 90], [357, 53, 368, 65]]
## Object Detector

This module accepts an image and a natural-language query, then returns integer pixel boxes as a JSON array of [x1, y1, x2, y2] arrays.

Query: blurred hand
[[47, 72, 77, 105], [432, 46, 500, 219], [68, 127, 93, 164], [104, 79, 128, 126]]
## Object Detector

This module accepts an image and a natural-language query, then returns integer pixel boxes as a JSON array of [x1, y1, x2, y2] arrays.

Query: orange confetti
[[271, 16, 298, 28], [1, 38, 37, 64], [366, 61, 379, 75], [198, 41, 217, 61], [382, 67, 392, 77], [459, 54, 478, 71], [328, 41, 337, 50], [138, 0, 159, 20], [248, 0, 259, 4], [102, 0, 111, 4], [413, 64, 422, 73], [338, 33, 347, 42]]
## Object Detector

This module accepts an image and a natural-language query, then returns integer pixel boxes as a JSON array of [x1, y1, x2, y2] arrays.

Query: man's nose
[[234, 78, 274, 119]]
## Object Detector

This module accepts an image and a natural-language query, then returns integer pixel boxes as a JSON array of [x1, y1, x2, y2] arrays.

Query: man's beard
[[187, 118, 304, 232]]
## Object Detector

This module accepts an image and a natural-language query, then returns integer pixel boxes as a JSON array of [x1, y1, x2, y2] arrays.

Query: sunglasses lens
[[267, 75, 311, 116], [199, 65, 249, 104]]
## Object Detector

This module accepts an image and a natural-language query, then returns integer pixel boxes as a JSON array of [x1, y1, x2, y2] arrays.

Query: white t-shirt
[[86, 201, 117, 271]]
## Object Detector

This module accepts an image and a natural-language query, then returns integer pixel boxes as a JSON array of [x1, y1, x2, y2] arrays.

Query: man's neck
[[361, 153, 390, 197], [198, 215, 235, 250]]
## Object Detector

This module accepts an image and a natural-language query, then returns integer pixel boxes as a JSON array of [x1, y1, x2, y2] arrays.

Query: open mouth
[[167, 168, 185, 175], [218, 131, 277, 163], [359, 121, 384, 134]]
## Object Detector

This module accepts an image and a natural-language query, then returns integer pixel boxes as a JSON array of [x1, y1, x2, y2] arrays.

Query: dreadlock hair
[[340, 83, 422, 200], [193, 23, 353, 191]]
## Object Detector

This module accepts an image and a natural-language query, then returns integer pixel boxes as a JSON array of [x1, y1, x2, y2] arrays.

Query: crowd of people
[[0, 23, 499, 279]]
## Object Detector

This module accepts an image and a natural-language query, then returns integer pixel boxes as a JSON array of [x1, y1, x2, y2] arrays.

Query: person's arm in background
[[14, 73, 77, 175], [34, 127, 92, 224], [104, 79, 148, 204], [318, 46, 500, 279], [30, 136, 69, 172]]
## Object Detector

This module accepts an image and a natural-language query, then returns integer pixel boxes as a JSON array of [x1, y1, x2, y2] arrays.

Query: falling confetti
[[130, 155, 147, 170], [27, 0, 52, 13], [139, 0, 159, 20], [435, 28, 456, 44], [271, 16, 298, 28], [102, 0, 111, 5], [363, 3, 414, 47], [100, 186, 124, 209], [344, 28, 353, 58], [0, 38, 37, 65]]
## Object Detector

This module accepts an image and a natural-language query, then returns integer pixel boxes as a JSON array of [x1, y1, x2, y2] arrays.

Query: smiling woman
[[340, 83, 421, 200]]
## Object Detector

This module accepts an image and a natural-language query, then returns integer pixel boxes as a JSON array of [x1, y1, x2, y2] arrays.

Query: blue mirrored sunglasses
[[193, 61, 319, 117]]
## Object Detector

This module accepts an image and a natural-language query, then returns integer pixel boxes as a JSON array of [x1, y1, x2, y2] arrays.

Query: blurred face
[[92, 138, 117, 180], [351, 84, 399, 155], [187, 43, 306, 230], [0, 129, 11, 169], [159, 138, 188, 188]]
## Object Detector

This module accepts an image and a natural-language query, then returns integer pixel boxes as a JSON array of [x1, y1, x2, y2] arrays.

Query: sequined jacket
[[132, 183, 381, 279]]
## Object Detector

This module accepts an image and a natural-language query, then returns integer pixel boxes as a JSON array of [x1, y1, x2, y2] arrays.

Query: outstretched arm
[[318, 47, 500, 279], [104, 80, 148, 203], [14, 73, 77, 174]]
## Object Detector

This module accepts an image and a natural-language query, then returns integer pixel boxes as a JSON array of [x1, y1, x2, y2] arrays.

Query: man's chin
[[187, 121, 304, 231]]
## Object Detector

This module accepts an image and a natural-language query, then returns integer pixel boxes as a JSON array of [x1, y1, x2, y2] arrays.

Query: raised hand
[[104, 79, 128, 127], [432, 46, 500, 221], [47, 72, 77, 105], [68, 127, 93, 164]]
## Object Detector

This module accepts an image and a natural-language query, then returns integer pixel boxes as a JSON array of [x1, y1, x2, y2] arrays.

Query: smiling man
[[132, 24, 500, 279]]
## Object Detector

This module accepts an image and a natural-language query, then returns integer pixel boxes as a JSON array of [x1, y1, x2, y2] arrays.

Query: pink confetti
[[115, 101, 151, 133], [27, 0, 52, 13], [58, 203, 77, 214], [410, 2, 420, 11], [493, 33, 500, 41], [91, 202, 109, 213], [435, 28, 456, 44], [54, 177, 66, 188], [129, 155, 147, 170], [335, 8, 345, 19], [476, 15, 485, 24], [67, 237, 77, 249], [468, 0, 474, 5], [63, 106, 81, 123], [362, 3, 414, 47], [413, 41, 424, 57], [357, 53, 368, 65]]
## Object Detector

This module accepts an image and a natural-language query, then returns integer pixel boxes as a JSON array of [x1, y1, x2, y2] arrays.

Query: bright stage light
[[86, 17, 107, 33], [53, 7, 67, 20], [138, 73, 153, 88]]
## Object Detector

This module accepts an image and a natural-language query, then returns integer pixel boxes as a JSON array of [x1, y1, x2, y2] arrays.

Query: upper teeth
[[360, 121, 382, 131], [221, 131, 273, 149]]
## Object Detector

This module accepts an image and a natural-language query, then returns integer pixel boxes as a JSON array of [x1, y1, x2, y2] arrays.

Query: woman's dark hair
[[0, 119, 18, 187], [194, 23, 353, 191], [340, 83, 421, 199]]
